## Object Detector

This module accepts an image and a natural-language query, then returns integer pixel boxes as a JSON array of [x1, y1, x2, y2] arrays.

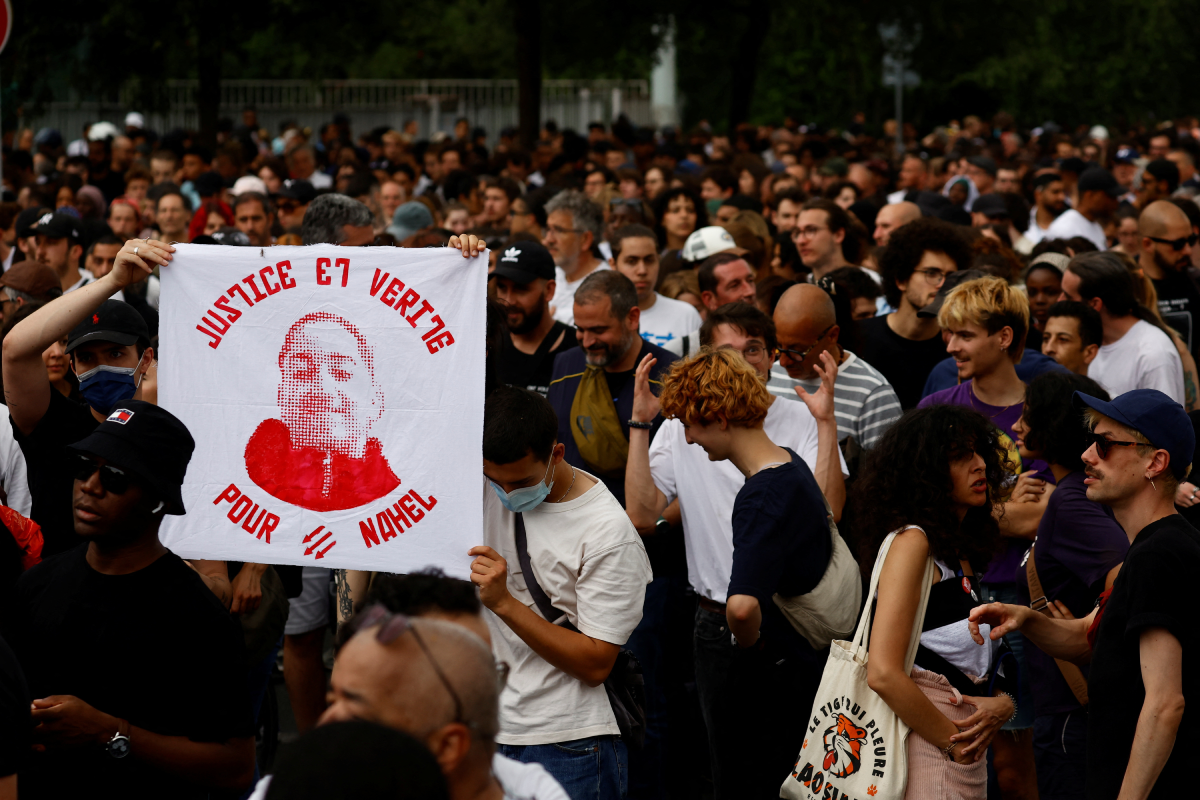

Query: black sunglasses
[[73, 454, 132, 494], [1089, 432, 1152, 459], [1147, 234, 1199, 251], [777, 324, 834, 363]]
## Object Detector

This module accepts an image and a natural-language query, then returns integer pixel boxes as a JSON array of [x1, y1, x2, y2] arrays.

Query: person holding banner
[[3, 237, 171, 556]]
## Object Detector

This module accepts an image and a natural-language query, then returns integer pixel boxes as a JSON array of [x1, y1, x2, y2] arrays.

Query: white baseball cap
[[87, 121, 121, 142], [682, 226, 742, 263], [125, 112, 146, 130], [232, 175, 269, 196]]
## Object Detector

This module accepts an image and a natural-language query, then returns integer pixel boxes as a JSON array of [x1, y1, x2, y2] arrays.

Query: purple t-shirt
[[918, 381, 1051, 584], [1018, 471, 1128, 715]]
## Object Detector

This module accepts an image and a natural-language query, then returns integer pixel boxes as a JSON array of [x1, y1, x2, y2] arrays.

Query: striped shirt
[[768, 351, 902, 449]]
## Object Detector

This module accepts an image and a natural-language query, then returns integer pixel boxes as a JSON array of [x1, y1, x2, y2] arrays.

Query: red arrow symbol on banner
[[305, 531, 332, 556], [314, 541, 336, 560], [303, 525, 325, 543]]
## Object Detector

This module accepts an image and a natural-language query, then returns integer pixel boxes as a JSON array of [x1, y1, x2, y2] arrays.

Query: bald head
[[323, 617, 500, 744], [773, 284, 841, 380], [874, 202, 921, 246], [1139, 200, 1194, 276]]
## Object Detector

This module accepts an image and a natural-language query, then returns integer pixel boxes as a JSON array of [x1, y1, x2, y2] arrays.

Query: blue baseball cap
[[1072, 389, 1195, 479]]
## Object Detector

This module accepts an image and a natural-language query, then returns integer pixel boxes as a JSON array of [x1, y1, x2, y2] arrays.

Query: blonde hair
[[938, 275, 1030, 360], [659, 348, 771, 428], [659, 270, 701, 301]]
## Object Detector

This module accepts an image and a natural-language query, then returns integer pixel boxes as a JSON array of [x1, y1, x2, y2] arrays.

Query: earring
[[1150, 478, 1158, 492]]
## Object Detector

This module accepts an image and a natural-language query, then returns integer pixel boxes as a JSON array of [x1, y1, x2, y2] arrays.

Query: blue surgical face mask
[[78, 364, 140, 413], [490, 458, 555, 513]]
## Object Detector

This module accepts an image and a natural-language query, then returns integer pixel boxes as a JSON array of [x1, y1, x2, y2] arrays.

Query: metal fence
[[19, 79, 653, 143]]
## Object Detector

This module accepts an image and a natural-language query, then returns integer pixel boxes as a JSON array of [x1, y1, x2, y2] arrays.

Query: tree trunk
[[727, 0, 770, 128], [514, 0, 541, 152], [196, 1, 222, 149]]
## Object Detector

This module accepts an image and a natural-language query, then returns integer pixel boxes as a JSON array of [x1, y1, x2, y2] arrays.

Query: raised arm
[[625, 354, 668, 533], [3, 238, 173, 434], [794, 350, 846, 520], [969, 601, 1094, 664]]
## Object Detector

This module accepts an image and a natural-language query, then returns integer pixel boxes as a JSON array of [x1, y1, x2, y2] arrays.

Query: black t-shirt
[[10, 545, 254, 799], [498, 322, 574, 396], [1087, 515, 1200, 800], [0, 635, 29, 779], [1151, 270, 1200, 362], [11, 389, 99, 557], [728, 448, 831, 665], [856, 315, 948, 410]]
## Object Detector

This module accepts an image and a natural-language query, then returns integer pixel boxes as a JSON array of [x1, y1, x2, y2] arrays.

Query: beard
[[584, 332, 634, 367], [506, 301, 545, 335], [1154, 246, 1190, 274]]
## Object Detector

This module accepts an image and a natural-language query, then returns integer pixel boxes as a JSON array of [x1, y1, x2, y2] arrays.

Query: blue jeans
[[1034, 710, 1088, 800], [982, 582, 1035, 730], [498, 736, 627, 800]]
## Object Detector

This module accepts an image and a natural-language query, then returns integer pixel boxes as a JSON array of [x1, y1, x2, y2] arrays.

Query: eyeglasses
[[609, 198, 643, 209], [776, 325, 834, 363], [73, 454, 133, 494], [546, 225, 584, 237], [792, 225, 829, 240], [354, 604, 467, 723], [718, 344, 771, 365], [1089, 432, 1153, 459], [1147, 234, 1199, 251], [915, 267, 955, 286], [507, 209, 532, 218]]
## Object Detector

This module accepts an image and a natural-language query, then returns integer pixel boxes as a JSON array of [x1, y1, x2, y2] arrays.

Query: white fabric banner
[[158, 244, 486, 578]]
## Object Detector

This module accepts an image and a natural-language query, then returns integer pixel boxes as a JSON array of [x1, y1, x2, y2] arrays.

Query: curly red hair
[[659, 348, 771, 428]]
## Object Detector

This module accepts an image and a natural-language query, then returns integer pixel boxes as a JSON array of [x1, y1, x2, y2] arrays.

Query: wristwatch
[[106, 719, 131, 759]]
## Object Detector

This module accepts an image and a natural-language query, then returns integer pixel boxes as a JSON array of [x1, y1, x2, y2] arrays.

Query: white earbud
[[151, 501, 165, 514]]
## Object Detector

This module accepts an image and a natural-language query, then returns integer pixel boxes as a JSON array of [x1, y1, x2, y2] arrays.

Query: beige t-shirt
[[482, 471, 652, 745]]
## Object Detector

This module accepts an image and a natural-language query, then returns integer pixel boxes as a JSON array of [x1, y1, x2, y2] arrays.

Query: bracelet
[[627, 420, 653, 430], [998, 691, 1017, 722], [942, 741, 959, 761]]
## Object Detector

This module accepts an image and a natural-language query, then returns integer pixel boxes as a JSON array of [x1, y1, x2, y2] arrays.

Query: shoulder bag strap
[[854, 526, 936, 673], [514, 512, 565, 624], [1025, 543, 1089, 707]]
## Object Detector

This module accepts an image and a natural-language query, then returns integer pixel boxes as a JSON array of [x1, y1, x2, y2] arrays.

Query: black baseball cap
[[67, 400, 196, 514], [971, 193, 1009, 218], [276, 179, 316, 204], [30, 211, 82, 242], [1144, 159, 1181, 190], [967, 155, 998, 176], [66, 300, 150, 353], [918, 268, 987, 319], [1073, 389, 1194, 480], [1078, 168, 1123, 199], [15, 206, 51, 238], [490, 241, 556, 285]]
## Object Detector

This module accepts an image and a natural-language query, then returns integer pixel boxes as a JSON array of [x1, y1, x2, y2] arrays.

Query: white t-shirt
[[0, 417, 30, 517], [482, 472, 652, 746], [493, 753, 572, 800], [551, 263, 611, 327], [307, 171, 333, 189], [638, 293, 702, 348], [1025, 208, 1052, 246], [65, 269, 94, 293], [648, 397, 847, 603], [1088, 319, 1185, 404], [1044, 209, 1107, 251]]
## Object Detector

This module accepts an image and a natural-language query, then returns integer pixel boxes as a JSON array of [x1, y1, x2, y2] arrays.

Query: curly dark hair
[[1021, 372, 1109, 470], [651, 186, 708, 248], [879, 217, 973, 308], [848, 405, 1011, 571]]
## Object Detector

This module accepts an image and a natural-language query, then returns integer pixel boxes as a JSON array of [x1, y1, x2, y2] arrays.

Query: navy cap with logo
[[1077, 168, 1123, 199], [15, 207, 51, 238], [1072, 389, 1195, 480], [276, 179, 316, 204], [490, 241, 556, 285], [31, 211, 82, 242], [68, 400, 196, 514], [66, 299, 150, 353], [1113, 146, 1138, 165]]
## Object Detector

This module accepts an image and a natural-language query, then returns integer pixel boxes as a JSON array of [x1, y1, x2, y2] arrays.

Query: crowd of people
[[0, 107, 1198, 800]]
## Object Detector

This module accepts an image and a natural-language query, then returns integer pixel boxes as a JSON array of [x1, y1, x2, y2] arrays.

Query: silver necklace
[[553, 466, 577, 502]]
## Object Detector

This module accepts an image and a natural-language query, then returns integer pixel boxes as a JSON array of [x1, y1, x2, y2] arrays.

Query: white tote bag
[[780, 527, 935, 800]]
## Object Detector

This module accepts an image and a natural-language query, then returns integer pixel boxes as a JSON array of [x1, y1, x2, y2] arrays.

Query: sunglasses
[[73, 454, 132, 494], [1147, 234, 1199, 251], [1089, 432, 1153, 459]]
